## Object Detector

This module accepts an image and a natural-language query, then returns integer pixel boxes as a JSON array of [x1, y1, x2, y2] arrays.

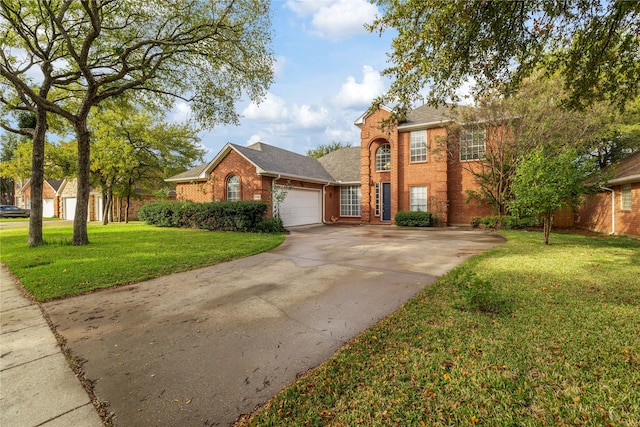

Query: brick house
[[14, 177, 165, 221], [576, 152, 640, 237], [15, 178, 63, 218], [167, 104, 495, 227]]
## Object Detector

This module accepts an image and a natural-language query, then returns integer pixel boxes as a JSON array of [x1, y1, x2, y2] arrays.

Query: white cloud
[[333, 65, 385, 109], [291, 104, 330, 129], [171, 101, 193, 123], [241, 92, 289, 121], [287, 0, 378, 39], [273, 55, 286, 78], [246, 134, 262, 145]]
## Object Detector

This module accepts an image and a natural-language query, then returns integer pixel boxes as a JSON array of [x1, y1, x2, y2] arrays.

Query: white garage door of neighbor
[[43, 198, 54, 218], [278, 188, 321, 227], [64, 197, 76, 220]]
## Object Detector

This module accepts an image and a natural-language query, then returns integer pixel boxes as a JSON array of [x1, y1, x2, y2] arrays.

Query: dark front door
[[382, 182, 391, 221]]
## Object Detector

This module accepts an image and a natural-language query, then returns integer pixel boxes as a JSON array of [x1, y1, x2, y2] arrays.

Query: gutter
[[602, 187, 615, 235], [322, 182, 331, 224]]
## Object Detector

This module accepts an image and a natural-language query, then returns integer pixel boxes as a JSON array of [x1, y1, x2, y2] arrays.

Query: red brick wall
[[576, 183, 639, 237], [358, 108, 396, 224], [397, 127, 450, 223]]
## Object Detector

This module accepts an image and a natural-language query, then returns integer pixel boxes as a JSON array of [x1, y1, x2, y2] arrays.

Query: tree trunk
[[102, 189, 111, 225], [543, 212, 553, 245], [73, 121, 91, 245], [125, 194, 130, 223], [27, 109, 47, 246]]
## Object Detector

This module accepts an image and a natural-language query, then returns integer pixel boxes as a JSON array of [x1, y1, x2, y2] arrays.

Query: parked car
[[0, 205, 31, 218]]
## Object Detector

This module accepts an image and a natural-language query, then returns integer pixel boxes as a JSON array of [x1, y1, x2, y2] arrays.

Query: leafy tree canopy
[[306, 141, 352, 159], [370, 0, 640, 117]]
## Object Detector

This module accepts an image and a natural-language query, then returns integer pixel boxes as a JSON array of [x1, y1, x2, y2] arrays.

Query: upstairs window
[[376, 144, 391, 171], [410, 130, 427, 162], [226, 175, 240, 201], [460, 127, 486, 161]]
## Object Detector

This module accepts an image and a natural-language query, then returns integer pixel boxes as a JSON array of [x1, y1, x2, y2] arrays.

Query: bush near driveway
[[0, 222, 284, 301], [239, 230, 640, 427], [139, 200, 282, 232]]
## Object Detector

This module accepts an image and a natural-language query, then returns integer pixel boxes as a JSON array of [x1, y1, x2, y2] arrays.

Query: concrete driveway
[[44, 225, 504, 426]]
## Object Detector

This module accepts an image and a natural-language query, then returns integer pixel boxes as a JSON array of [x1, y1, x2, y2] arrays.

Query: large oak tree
[[1, 0, 273, 245], [369, 0, 640, 116]]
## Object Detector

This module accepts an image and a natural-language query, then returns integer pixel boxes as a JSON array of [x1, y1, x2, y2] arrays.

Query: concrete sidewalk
[[0, 265, 103, 427]]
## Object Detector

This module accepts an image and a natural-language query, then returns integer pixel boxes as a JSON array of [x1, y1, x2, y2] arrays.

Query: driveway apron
[[44, 225, 505, 426]]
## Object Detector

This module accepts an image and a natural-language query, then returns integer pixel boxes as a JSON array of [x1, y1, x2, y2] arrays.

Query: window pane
[[460, 127, 486, 161], [410, 130, 427, 162], [374, 182, 380, 217], [621, 184, 632, 210], [376, 144, 391, 171], [410, 186, 427, 211], [340, 186, 361, 216], [226, 175, 240, 201]]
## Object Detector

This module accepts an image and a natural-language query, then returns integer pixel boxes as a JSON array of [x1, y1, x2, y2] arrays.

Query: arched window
[[375, 143, 391, 171], [226, 175, 240, 201]]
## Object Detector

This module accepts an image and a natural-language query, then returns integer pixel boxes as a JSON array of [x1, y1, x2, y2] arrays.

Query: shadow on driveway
[[44, 225, 505, 426]]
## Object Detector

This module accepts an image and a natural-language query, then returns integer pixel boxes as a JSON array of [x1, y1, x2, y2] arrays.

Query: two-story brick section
[[167, 104, 639, 236]]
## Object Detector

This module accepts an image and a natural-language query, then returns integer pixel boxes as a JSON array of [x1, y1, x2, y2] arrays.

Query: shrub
[[394, 210, 436, 227], [469, 215, 542, 229], [471, 216, 482, 228], [481, 215, 499, 228], [456, 273, 514, 315], [139, 201, 271, 232], [256, 217, 284, 233]]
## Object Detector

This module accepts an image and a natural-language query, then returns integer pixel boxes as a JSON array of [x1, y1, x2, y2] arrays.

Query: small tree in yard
[[509, 149, 591, 244]]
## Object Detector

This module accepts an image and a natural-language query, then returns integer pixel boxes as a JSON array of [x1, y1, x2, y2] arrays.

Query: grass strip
[[0, 222, 284, 301], [239, 230, 640, 427]]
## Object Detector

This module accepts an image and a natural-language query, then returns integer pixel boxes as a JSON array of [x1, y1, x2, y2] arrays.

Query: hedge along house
[[165, 142, 363, 228], [576, 151, 640, 237], [167, 104, 497, 227]]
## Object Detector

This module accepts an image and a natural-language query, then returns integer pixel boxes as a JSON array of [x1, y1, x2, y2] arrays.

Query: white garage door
[[64, 197, 76, 220], [278, 188, 321, 227], [43, 198, 54, 218]]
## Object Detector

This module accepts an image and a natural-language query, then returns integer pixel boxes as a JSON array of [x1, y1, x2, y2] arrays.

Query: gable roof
[[232, 142, 335, 183], [317, 147, 361, 183], [166, 142, 337, 184], [19, 178, 65, 194], [606, 151, 640, 185]]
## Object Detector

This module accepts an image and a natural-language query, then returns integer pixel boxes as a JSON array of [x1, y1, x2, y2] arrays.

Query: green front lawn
[[239, 231, 640, 426], [0, 222, 284, 301]]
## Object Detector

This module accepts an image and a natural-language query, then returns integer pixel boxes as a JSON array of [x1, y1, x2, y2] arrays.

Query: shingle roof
[[317, 147, 361, 183], [398, 104, 452, 129], [47, 179, 64, 191], [608, 151, 640, 184], [232, 143, 335, 182], [164, 163, 210, 182]]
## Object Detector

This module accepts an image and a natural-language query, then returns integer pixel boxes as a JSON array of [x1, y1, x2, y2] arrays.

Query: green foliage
[[455, 273, 514, 315], [139, 201, 272, 232], [0, 222, 284, 301], [256, 216, 284, 233], [370, 0, 640, 116], [306, 141, 352, 159], [509, 148, 591, 243], [394, 210, 436, 227], [472, 215, 541, 229]]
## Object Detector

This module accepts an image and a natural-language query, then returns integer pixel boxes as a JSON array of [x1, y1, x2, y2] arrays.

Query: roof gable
[[232, 143, 335, 183]]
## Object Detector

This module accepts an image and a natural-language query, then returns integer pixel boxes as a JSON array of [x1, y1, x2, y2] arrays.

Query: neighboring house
[[167, 104, 495, 227], [15, 178, 63, 218], [13, 177, 167, 221], [576, 152, 640, 237]]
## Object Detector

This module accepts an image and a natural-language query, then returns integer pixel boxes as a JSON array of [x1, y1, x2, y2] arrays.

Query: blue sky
[[173, 0, 396, 159]]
